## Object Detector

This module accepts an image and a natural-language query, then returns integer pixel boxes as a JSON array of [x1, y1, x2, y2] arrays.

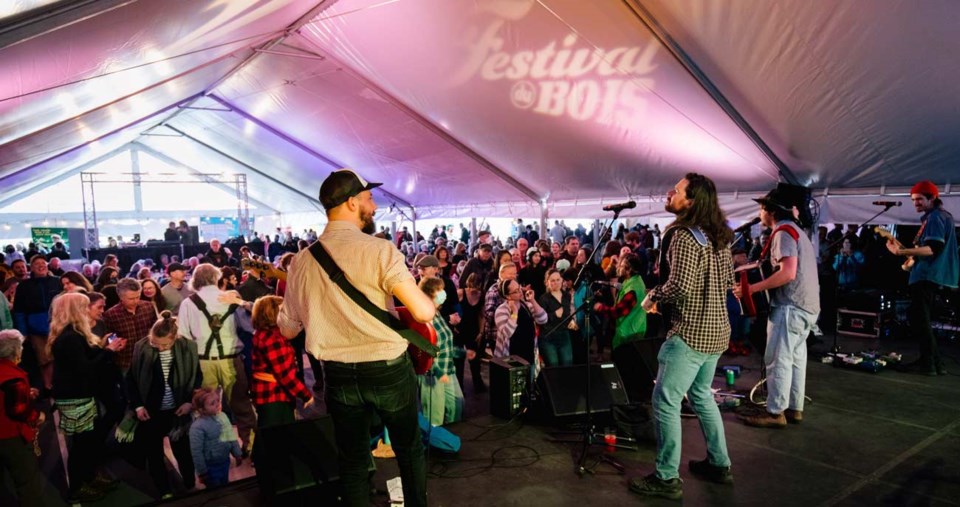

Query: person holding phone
[[494, 278, 547, 365]]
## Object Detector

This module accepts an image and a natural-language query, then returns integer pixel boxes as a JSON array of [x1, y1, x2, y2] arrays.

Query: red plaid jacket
[[0, 359, 40, 442], [251, 327, 310, 405]]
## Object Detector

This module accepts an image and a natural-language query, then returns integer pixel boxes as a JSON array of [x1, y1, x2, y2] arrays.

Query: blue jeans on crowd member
[[205, 458, 231, 487], [764, 304, 818, 414], [324, 353, 426, 507], [539, 331, 573, 366], [652, 336, 731, 480]]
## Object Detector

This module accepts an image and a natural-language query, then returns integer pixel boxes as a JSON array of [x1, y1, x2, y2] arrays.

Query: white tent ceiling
[[1, 0, 959, 225]]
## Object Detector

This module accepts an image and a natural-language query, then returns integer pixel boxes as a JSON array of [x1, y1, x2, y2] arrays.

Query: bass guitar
[[873, 226, 915, 272]]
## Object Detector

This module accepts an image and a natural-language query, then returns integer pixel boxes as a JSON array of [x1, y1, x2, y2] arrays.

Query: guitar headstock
[[873, 226, 895, 241]]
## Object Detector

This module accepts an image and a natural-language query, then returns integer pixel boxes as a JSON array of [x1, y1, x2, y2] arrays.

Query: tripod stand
[[544, 209, 634, 476]]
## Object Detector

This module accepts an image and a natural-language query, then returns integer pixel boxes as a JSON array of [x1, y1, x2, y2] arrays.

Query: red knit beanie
[[911, 180, 939, 199]]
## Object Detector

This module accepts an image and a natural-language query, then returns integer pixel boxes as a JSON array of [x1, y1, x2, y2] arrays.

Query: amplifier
[[489, 355, 530, 419], [837, 308, 893, 338], [840, 290, 895, 314]]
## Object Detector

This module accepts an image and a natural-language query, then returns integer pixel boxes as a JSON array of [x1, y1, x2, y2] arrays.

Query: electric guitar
[[395, 307, 438, 375], [873, 227, 915, 271], [241, 258, 288, 281]]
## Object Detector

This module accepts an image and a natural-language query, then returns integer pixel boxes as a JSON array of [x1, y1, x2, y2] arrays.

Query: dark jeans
[[323, 354, 426, 507], [910, 281, 942, 369], [256, 402, 296, 429], [136, 409, 194, 496]]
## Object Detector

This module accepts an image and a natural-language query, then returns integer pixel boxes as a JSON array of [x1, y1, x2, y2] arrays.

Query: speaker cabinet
[[489, 355, 531, 419], [537, 363, 628, 418], [255, 415, 342, 498]]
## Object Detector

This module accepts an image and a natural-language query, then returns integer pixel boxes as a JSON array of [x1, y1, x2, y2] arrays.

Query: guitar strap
[[759, 223, 801, 262], [308, 241, 438, 357], [912, 221, 928, 248]]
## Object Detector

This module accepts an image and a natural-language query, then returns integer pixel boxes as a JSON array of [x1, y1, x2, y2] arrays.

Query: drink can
[[725, 369, 735, 387]]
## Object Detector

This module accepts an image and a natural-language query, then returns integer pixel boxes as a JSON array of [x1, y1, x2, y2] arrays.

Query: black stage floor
[[13, 333, 960, 506]]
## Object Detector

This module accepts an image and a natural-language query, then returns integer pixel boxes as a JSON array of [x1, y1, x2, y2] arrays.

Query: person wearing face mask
[[417, 278, 463, 425]]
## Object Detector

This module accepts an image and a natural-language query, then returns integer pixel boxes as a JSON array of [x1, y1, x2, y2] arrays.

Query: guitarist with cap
[[278, 169, 436, 507], [741, 187, 820, 429], [886, 180, 958, 376]]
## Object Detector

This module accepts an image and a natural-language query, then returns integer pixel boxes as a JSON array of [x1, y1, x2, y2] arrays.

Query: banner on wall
[[31, 227, 69, 251], [199, 217, 254, 242], [199, 217, 239, 242]]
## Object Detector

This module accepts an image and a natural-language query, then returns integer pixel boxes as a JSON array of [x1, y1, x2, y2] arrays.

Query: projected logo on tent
[[452, 16, 658, 127]]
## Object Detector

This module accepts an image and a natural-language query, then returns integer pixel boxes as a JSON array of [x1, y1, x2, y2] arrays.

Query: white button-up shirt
[[178, 285, 243, 358]]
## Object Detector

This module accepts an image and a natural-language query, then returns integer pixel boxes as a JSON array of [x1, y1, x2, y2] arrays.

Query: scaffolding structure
[[80, 171, 250, 250]]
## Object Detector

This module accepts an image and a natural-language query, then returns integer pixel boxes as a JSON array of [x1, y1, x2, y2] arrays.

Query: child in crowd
[[250, 295, 313, 428], [417, 277, 463, 425], [189, 388, 242, 488]]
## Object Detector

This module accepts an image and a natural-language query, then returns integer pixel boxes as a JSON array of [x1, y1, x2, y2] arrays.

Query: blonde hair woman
[[49, 292, 127, 503]]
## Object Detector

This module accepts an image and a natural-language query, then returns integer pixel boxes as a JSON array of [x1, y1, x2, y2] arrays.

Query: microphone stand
[[545, 208, 633, 476], [825, 204, 898, 353]]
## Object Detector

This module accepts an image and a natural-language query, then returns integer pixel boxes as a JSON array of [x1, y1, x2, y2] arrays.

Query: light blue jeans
[[652, 336, 731, 480], [764, 305, 818, 414]]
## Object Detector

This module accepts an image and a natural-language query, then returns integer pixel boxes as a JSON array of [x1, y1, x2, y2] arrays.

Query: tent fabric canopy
[[1, 0, 958, 225]]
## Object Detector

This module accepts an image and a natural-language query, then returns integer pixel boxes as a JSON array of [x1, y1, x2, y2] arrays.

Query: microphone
[[733, 217, 761, 234], [592, 280, 622, 290], [872, 200, 902, 207], [602, 200, 636, 212]]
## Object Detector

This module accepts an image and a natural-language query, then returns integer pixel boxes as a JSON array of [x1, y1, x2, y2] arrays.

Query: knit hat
[[910, 180, 939, 199]]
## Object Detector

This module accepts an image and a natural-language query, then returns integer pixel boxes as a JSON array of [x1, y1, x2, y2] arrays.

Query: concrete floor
[[10, 333, 959, 506]]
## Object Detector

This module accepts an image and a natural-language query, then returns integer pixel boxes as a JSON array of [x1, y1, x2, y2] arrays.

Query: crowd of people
[[0, 167, 954, 504]]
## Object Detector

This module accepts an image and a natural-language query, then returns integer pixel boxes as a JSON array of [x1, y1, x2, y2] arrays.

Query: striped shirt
[[159, 349, 175, 410], [278, 221, 414, 363], [649, 227, 734, 354]]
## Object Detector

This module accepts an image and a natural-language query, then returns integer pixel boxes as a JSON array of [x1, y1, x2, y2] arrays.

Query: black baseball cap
[[319, 169, 383, 210], [166, 262, 187, 274]]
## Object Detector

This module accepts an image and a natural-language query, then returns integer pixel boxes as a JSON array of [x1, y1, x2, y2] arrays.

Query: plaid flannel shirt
[[251, 328, 311, 405], [428, 315, 456, 377], [103, 300, 157, 371], [650, 227, 733, 354]]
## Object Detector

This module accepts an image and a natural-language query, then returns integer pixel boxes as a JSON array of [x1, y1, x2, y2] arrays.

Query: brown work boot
[[742, 411, 787, 429], [784, 409, 803, 424]]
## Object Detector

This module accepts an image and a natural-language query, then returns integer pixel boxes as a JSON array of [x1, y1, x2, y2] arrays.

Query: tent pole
[[540, 201, 548, 242], [593, 219, 601, 248], [471, 218, 477, 250], [411, 208, 418, 253]]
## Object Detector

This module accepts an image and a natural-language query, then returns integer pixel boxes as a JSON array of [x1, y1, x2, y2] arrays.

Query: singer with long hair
[[629, 174, 735, 500]]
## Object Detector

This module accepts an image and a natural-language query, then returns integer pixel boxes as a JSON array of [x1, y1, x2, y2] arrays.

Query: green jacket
[[613, 275, 647, 350]]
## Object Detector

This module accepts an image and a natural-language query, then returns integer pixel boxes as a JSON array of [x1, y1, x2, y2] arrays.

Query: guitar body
[[735, 261, 771, 318], [396, 307, 438, 375], [241, 258, 288, 281]]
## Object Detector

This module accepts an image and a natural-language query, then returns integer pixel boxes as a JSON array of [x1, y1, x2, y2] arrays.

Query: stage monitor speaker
[[489, 355, 530, 419], [537, 363, 628, 418], [255, 415, 370, 498]]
